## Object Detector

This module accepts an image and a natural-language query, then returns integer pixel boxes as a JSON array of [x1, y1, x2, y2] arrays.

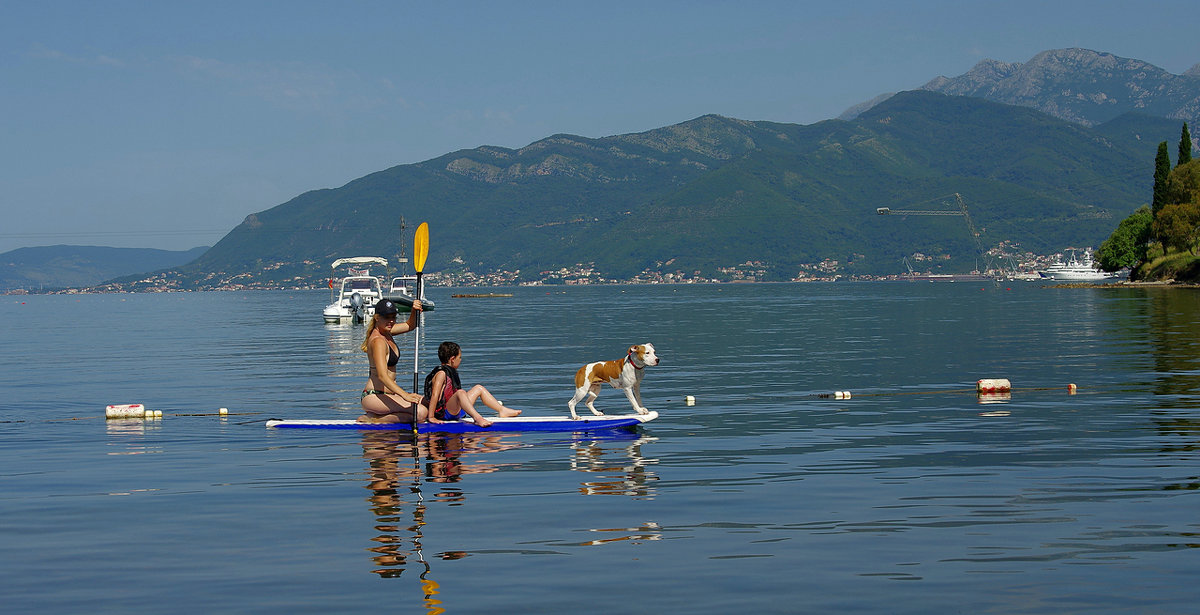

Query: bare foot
[[497, 407, 522, 418], [475, 418, 494, 428]]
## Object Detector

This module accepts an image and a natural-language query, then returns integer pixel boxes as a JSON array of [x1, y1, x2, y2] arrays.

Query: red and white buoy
[[976, 378, 1011, 394], [105, 403, 145, 419]]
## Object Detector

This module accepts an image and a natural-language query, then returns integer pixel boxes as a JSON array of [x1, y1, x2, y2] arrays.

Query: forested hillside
[[169, 90, 1169, 286]]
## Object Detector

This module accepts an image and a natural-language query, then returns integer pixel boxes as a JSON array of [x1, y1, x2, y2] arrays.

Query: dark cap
[[374, 299, 399, 316]]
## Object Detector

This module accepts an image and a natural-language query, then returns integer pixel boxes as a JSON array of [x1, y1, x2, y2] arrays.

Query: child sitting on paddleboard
[[422, 341, 522, 428]]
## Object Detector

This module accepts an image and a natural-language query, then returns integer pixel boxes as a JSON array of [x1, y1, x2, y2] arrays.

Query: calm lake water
[[3, 282, 1199, 613]]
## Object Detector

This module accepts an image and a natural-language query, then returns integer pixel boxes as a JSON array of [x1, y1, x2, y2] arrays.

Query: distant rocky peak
[[917, 48, 1197, 126], [847, 48, 1198, 126], [922, 58, 1021, 95], [1024, 48, 1168, 80]]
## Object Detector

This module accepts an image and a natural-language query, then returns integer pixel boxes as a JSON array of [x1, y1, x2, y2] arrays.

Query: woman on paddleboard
[[358, 298, 427, 424]]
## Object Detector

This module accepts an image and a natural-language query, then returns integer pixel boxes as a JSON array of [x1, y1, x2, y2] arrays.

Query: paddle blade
[[413, 223, 430, 273]]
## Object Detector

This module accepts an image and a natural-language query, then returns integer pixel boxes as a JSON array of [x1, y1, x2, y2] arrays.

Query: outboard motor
[[349, 292, 366, 323]]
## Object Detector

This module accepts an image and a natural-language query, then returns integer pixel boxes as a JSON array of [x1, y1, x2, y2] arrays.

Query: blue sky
[[2, 1, 1196, 254]]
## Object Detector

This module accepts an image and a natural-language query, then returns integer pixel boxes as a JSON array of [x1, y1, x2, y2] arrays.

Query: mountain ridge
[[10, 48, 1197, 291], [148, 89, 1171, 289], [1, 245, 207, 291]]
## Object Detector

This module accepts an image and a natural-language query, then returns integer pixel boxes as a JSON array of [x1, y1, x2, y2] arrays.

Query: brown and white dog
[[568, 343, 659, 420]]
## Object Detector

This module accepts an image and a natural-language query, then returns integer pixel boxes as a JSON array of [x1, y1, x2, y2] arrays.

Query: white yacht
[[1038, 249, 1119, 281]]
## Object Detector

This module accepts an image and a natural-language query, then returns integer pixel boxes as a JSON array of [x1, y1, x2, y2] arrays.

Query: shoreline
[[1049, 280, 1200, 289], [10, 278, 1200, 295]]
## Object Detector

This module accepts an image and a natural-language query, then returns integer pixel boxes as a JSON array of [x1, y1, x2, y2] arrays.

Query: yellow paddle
[[414, 222, 429, 277], [411, 223, 429, 433]]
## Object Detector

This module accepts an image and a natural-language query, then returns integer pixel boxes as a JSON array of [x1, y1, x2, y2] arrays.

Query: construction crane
[[877, 193, 990, 273]]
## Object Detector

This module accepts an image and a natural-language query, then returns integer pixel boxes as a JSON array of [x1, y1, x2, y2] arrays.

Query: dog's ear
[[628, 345, 639, 355]]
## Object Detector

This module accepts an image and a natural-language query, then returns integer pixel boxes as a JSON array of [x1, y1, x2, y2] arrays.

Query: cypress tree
[[1153, 141, 1171, 216], [1180, 123, 1193, 167]]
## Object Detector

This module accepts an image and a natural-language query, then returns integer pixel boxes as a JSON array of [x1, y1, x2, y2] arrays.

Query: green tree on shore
[[1180, 123, 1193, 167], [1102, 128, 1200, 280], [1153, 201, 1200, 255], [1140, 159, 1200, 278], [1096, 205, 1153, 271], [1160, 159, 1200, 255], [1153, 141, 1171, 216]]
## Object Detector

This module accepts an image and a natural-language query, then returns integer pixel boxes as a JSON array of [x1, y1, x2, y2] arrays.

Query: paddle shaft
[[412, 272, 423, 392], [411, 223, 430, 434]]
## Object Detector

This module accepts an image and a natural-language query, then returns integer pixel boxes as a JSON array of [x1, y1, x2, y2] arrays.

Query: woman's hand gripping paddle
[[411, 222, 429, 434]]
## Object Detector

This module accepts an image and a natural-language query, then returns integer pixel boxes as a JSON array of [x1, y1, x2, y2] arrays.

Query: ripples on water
[[2, 284, 1199, 613]]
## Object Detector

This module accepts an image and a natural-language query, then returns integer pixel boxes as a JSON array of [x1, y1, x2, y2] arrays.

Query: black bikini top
[[369, 337, 400, 375]]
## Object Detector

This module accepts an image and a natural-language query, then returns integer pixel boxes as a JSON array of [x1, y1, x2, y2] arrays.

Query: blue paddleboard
[[266, 411, 658, 433]]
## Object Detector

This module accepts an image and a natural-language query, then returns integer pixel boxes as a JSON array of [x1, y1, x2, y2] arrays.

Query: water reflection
[[358, 431, 523, 582], [359, 432, 450, 613], [324, 322, 365, 380], [104, 417, 163, 455], [578, 522, 664, 546], [424, 432, 522, 484], [358, 428, 660, 580], [976, 392, 1011, 405], [360, 432, 419, 578], [570, 435, 659, 497], [1145, 289, 1200, 400]]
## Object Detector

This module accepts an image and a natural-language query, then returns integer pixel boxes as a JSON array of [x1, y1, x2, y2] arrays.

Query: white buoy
[[154, 410, 163, 418], [1067, 384, 1077, 395], [219, 407, 229, 415], [684, 395, 695, 406], [105, 404, 146, 419]]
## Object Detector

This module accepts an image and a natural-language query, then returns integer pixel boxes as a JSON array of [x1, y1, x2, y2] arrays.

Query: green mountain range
[[165, 89, 1177, 287], [11, 47, 1195, 291]]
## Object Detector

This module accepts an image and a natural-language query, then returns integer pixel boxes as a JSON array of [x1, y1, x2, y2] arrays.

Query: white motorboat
[[322, 257, 388, 324], [388, 275, 417, 298], [1005, 270, 1043, 281], [381, 273, 435, 312], [1038, 249, 1119, 281]]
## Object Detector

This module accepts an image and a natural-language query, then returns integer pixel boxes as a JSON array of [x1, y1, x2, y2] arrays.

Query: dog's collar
[[628, 351, 644, 370]]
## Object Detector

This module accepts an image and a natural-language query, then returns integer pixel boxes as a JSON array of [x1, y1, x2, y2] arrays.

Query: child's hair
[[438, 341, 461, 364]]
